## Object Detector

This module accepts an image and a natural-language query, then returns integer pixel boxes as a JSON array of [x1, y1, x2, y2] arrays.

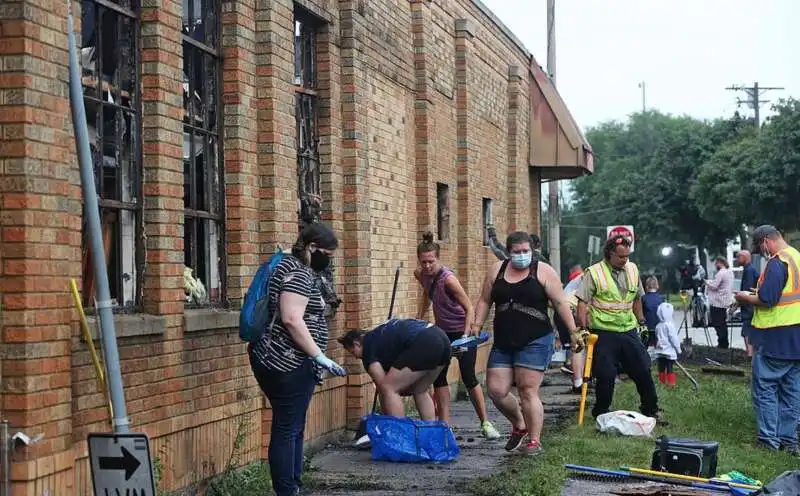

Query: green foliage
[[557, 100, 800, 278], [469, 370, 796, 496], [205, 461, 273, 496]]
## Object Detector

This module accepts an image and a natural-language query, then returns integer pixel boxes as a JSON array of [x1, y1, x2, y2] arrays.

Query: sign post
[[88, 433, 155, 496], [606, 225, 636, 253], [587, 235, 601, 265]]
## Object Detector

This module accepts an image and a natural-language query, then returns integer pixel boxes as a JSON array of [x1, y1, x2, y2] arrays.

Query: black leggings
[[433, 332, 479, 389], [657, 357, 674, 373]]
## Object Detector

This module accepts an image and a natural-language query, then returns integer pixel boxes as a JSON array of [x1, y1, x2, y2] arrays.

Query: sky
[[481, 0, 800, 131]]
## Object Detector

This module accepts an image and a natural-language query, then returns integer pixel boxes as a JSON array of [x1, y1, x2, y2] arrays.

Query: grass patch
[[667, 293, 689, 307], [469, 370, 797, 496]]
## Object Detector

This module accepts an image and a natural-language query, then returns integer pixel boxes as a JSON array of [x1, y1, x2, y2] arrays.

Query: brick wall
[[0, 0, 550, 492]]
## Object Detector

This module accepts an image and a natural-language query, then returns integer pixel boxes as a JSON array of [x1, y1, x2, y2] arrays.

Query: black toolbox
[[650, 436, 719, 478]]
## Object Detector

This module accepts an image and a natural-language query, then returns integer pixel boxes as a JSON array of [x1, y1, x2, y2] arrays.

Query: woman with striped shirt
[[249, 223, 345, 496]]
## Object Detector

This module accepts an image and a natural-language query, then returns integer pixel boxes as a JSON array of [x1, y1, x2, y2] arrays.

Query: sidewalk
[[674, 309, 747, 349], [306, 369, 581, 496]]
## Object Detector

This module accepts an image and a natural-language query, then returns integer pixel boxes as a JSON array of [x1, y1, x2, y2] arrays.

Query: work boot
[[653, 411, 669, 426], [667, 372, 677, 387]]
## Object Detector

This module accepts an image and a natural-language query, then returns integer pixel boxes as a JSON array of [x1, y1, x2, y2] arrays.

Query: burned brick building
[[0, 0, 591, 492]]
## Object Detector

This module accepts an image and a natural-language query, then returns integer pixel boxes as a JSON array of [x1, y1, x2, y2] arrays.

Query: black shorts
[[393, 325, 452, 372]]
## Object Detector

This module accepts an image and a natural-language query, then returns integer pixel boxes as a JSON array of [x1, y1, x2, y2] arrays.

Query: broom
[[353, 264, 401, 446]]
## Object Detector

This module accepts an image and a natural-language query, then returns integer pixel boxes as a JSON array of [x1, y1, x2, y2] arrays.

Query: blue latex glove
[[314, 353, 347, 377]]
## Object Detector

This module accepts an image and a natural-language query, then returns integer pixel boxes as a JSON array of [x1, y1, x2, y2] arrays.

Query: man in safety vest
[[575, 235, 661, 422], [734, 225, 800, 455]]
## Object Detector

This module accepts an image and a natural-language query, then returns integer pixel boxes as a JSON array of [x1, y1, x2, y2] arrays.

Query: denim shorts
[[488, 332, 555, 371]]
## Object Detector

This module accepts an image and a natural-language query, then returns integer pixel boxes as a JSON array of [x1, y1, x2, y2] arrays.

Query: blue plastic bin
[[365, 414, 460, 463]]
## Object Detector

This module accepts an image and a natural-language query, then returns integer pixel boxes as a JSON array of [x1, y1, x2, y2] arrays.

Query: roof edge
[[470, 0, 531, 59]]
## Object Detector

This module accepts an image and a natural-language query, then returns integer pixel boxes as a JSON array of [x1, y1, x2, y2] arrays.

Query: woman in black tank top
[[491, 259, 553, 349], [470, 231, 583, 455]]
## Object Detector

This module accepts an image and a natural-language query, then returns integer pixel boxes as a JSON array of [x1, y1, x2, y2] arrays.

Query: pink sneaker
[[522, 438, 543, 456]]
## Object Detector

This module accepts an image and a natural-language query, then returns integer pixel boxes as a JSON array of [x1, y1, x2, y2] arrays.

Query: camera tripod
[[678, 291, 712, 346]]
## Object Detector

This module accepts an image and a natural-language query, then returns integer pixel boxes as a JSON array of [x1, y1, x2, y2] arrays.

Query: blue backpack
[[239, 250, 287, 343]]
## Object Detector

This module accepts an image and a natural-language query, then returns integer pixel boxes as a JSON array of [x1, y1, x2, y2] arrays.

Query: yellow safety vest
[[586, 260, 640, 332], [752, 246, 800, 329]]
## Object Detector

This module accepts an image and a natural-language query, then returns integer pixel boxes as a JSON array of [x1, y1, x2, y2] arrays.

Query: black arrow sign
[[98, 446, 141, 481]]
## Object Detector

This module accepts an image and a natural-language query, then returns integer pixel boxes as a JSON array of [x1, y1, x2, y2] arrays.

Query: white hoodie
[[654, 302, 682, 360]]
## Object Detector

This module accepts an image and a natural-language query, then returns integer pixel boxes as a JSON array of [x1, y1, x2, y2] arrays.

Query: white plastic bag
[[596, 410, 656, 437]]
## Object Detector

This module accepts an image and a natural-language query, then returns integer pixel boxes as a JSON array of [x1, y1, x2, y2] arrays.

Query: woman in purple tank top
[[414, 232, 500, 439]]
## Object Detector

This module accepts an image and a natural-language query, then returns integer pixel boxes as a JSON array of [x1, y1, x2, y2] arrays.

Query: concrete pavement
[[306, 369, 581, 496], [672, 309, 747, 350]]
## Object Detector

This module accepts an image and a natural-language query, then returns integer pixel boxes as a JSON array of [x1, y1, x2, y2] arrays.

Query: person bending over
[[339, 318, 452, 421]]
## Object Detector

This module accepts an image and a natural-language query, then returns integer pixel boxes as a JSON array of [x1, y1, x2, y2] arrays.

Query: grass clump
[[469, 369, 797, 496]]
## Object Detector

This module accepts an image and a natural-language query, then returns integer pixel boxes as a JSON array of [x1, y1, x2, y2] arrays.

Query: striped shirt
[[250, 256, 329, 382]]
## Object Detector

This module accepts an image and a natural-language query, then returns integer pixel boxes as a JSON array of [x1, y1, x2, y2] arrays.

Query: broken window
[[294, 9, 322, 229], [436, 183, 450, 241], [80, 0, 142, 311], [293, 9, 340, 317], [482, 198, 493, 246], [183, 0, 224, 306]]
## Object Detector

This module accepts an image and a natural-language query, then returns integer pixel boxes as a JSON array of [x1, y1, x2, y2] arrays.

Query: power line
[[560, 205, 627, 219], [725, 82, 784, 129]]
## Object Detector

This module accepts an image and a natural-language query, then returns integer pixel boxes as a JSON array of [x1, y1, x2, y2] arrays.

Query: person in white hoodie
[[655, 302, 682, 387]]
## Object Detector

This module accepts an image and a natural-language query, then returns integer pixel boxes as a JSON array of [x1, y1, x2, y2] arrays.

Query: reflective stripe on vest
[[587, 261, 640, 332], [753, 246, 800, 329]]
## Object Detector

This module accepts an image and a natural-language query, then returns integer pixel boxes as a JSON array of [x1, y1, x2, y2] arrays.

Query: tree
[[748, 98, 800, 231], [691, 133, 759, 237], [692, 98, 800, 233], [568, 111, 746, 274]]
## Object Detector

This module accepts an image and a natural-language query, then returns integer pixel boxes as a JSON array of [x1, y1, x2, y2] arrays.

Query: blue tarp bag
[[366, 414, 459, 463], [239, 250, 286, 343]]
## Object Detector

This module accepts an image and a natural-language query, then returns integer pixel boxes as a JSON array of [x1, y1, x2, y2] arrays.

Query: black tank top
[[491, 260, 552, 350]]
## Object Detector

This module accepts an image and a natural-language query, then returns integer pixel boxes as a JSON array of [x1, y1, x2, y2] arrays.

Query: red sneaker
[[504, 428, 527, 452]]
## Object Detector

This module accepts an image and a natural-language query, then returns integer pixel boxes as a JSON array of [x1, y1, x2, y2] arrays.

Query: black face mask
[[309, 250, 331, 271]]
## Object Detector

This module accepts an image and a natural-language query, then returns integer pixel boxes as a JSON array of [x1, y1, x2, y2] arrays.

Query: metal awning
[[528, 57, 594, 181]]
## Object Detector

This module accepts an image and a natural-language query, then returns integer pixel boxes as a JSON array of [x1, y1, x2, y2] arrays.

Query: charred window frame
[[482, 198, 493, 246], [294, 8, 323, 229], [436, 183, 450, 242], [182, 0, 225, 307], [80, 0, 143, 312]]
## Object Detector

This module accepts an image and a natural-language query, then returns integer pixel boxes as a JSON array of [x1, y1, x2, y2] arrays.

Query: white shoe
[[481, 421, 501, 440], [354, 434, 371, 449]]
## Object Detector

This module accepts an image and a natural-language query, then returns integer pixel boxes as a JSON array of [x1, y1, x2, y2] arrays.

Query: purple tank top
[[419, 267, 466, 332]]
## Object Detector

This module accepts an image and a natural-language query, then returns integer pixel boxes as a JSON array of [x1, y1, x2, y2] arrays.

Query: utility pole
[[546, 0, 561, 278], [638, 81, 646, 113], [726, 82, 784, 272], [68, 2, 130, 433], [726, 81, 784, 129]]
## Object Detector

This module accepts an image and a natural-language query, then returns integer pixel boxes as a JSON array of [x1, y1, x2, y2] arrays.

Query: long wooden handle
[[626, 467, 761, 491], [577, 334, 599, 426], [371, 264, 402, 414], [70, 279, 114, 424]]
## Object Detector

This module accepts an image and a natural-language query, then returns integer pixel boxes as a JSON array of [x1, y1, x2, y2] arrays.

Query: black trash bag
[[754, 471, 800, 495]]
